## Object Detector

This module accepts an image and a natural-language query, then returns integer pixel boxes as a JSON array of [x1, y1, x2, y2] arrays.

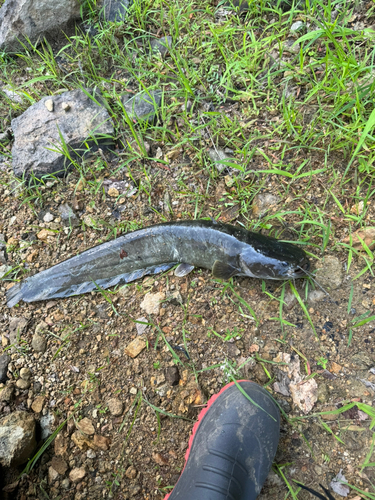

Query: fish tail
[[6, 282, 24, 308]]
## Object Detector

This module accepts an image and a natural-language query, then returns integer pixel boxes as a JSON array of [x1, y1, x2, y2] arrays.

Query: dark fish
[[6, 219, 309, 307]]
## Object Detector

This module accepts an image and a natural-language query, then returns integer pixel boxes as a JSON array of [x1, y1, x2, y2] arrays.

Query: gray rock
[[283, 292, 296, 310], [20, 367, 31, 380], [0, 384, 15, 402], [40, 412, 55, 439], [32, 333, 47, 353], [0, 411, 36, 466], [166, 291, 183, 306], [122, 90, 162, 124], [58, 203, 80, 227], [283, 38, 300, 54], [9, 317, 28, 347], [0, 0, 81, 53], [208, 148, 232, 173], [0, 264, 12, 278], [0, 355, 10, 382], [149, 36, 172, 57], [314, 256, 342, 290], [290, 21, 304, 32], [101, 0, 131, 21], [252, 192, 280, 217], [11, 88, 114, 178], [2, 86, 24, 104], [135, 317, 149, 336], [0, 251, 7, 265], [307, 290, 326, 304], [165, 366, 180, 386]]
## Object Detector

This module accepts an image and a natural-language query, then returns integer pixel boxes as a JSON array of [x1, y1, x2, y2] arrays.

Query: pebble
[[135, 317, 149, 336], [208, 148, 231, 173], [149, 36, 172, 56], [0, 265, 12, 279], [107, 398, 123, 416], [58, 203, 79, 227], [252, 192, 280, 217], [16, 379, 31, 389], [315, 256, 342, 290], [283, 38, 300, 54], [108, 187, 119, 198], [283, 292, 297, 310], [69, 467, 86, 483], [129, 387, 137, 395], [45, 99, 54, 112], [307, 290, 326, 304], [48, 465, 59, 484], [140, 291, 165, 315], [0, 384, 14, 402], [93, 434, 110, 450], [0, 354, 10, 382], [37, 229, 55, 242], [61, 102, 70, 112], [43, 212, 54, 223], [165, 366, 180, 386], [76, 417, 95, 435], [32, 333, 47, 353], [51, 456, 68, 475], [20, 367, 31, 380], [86, 449, 96, 459], [290, 21, 304, 32], [125, 465, 137, 479], [31, 396, 45, 413], [61, 478, 70, 489], [124, 337, 146, 358]]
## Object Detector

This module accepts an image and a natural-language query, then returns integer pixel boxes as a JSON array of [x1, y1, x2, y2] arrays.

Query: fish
[[6, 219, 310, 307]]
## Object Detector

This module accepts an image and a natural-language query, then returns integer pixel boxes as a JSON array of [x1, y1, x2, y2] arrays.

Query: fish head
[[239, 240, 310, 280]]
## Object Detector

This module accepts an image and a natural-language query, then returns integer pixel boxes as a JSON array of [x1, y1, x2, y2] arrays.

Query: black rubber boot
[[164, 380, 280, 500]]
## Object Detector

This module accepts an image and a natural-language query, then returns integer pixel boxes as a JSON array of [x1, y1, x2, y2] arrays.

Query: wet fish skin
[[6, 219, 309, 307]]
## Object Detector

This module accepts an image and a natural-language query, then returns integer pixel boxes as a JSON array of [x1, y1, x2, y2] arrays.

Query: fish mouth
[[288, 260, 310, 277]]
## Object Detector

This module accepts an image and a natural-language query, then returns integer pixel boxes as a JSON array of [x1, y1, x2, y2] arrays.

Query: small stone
[[49, 465, 59, 484], [165, 366, 180, 386], [124, 338, 146, 358], [283, 38, 300, 54], [31, 396, 45, 413], [208, 148, 232, 173], [76, 417, 95, 435], [290, 21, 304, 32], [129, 387, 137, 395], [283, 292, 297, 310], [16, 379, 31, 390], [71, 431, 91, 450], [69, 467, 86, 483], [0, 354, 10, 382], [0, 411, 36, 467], [51, 456, 68, 475], [93, 434, 110, 450], [135, 317, 149, 336], [149, 36, 173, 56], [0, 265, 12, 279], [20, 367, 31, 380], [0, 384, 15, 402], [61, 478, 70, 489], [122, 90, 162, 124], [315, 256, 342, 290], [107, 398, 123, 416], [43, 212, 54, 223], [108, 187, 119, 197], [37, 229, 55, 242], [330, 362, 342, 374], [45, 99, 54, 112], [307, 290, 326, 304], [58, 204, 79, 227], [61, 102, 70, 111], [125, 466, 138, 479], [55, 433, 68, 456], [26, 249, 39, 263], [40, 412, 55, 439], [152, 452, 169, 466], [166, 291, 183, 306], [252, 192, 280, 217], [140, 291, 165, 315], [32, 333, 47, 353], [86, 449, 96, 459]]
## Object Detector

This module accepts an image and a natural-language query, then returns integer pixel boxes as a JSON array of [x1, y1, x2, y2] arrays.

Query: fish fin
[[6, 282, 23, 308], [212, 260, 238, 280], [175, 263, 195, 277]]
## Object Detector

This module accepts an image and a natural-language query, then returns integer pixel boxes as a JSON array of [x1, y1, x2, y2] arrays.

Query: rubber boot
[[163, 380, 280, 500]]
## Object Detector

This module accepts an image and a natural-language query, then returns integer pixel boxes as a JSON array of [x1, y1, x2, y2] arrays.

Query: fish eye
[[281, 262, 289, 267]]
